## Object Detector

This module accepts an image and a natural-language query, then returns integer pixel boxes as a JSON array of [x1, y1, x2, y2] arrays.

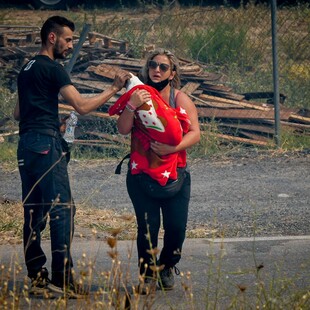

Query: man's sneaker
[[159, 266, 180, 290], [136, 277, 157, 295], [29, 267, 50, 295], [47, 281, 88, 299]]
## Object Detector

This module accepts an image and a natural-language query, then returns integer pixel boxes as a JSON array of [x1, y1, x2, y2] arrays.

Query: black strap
[[169, 86, 176, 109], [115, 153, 130, 174]]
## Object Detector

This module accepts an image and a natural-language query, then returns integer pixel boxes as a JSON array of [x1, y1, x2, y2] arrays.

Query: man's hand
[[112, 71, 131, 91]]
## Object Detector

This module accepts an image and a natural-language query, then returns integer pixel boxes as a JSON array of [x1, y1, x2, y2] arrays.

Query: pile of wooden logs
[[1, 25, 309, 149]]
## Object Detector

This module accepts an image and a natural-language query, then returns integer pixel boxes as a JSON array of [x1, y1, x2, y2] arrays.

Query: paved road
[[1, 236, 310, 309]]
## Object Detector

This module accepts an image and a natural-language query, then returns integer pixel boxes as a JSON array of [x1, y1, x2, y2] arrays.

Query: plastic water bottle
[[63, 111, 78, 143]]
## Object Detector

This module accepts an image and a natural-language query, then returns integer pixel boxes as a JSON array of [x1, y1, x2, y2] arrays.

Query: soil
[[1, 150, 309, 239]]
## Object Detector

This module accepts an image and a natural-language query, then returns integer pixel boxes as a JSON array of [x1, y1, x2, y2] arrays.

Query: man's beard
[[53, 40, 70, 59]]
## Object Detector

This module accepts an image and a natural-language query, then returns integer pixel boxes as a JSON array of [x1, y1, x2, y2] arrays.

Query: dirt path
[[1, 150, 309, 239]]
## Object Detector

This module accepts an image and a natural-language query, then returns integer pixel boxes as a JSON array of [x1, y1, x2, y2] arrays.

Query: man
[[13, 15, 129, 298]]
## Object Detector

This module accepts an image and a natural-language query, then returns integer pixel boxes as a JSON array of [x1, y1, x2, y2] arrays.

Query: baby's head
[[126, 73, 144, 92]]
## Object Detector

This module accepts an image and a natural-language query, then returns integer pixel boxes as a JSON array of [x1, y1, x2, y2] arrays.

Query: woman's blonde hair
[[139, 48, 181, 89]]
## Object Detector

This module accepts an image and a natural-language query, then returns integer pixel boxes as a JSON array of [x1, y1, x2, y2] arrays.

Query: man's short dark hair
[[40, 15, 75, 45]]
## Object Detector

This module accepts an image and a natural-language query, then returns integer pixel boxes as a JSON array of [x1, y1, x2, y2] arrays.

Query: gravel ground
[[1, 150, 309, 238]]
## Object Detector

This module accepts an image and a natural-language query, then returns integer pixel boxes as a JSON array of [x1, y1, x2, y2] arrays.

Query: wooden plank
[[218, 122, 275, 135], [87, 63, 129, 80], [197, 107, 292, 120], [193, 100, 233, 109], [71, 77, 112, 92], [0, 34, 8, 47], [179, 64, 202, 73], [199, 94, 270, 111], [88, 32, 128, 53], [289, 114, 310, 124], [73, 140, 125, 149], [211, 132, 272, 146], [0, 130, 19, 138], [239, 131, 273, 142], [84, 131, 130, 145], [58, 103, 117, 119], [201, 82, 233, 92], [181, 74, 222, 82], [71, 78, 102, 93], [90, 59, 143, 69], [180, 82, 201, 95], [191, 95, 240, 109], [202, 89, 245, 101]]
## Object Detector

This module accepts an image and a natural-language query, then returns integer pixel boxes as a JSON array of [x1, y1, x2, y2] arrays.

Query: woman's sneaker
[[29, 267, 50, 295], [159, 266, 180, 290], [47, 281, 88, 299]]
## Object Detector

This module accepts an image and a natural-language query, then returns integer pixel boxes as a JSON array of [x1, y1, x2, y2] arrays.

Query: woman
[[116, 49, 200, 293]]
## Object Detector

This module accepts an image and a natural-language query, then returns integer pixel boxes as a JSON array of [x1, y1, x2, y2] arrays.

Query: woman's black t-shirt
[[17, 55, 72, 135]]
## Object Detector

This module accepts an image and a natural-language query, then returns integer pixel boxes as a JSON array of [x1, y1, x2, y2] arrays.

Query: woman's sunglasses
[[148, 60, 171, 73]]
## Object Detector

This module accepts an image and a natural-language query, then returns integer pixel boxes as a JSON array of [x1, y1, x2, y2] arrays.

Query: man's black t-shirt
[[17, 55, 72, 135]]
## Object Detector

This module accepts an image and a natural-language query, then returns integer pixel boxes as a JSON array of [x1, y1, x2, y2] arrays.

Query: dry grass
[[0, 201, 136, 245], [0, 200, 216, 245]]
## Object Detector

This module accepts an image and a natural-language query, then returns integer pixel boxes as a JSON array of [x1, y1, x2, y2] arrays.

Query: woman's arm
[[150, 91, 200, 155]]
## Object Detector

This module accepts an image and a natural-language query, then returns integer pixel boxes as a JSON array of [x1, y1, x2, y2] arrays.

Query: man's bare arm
[[13, 99, 20, 121]]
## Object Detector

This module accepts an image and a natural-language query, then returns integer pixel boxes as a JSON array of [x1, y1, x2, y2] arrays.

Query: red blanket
[[109, 84, 190, 186]]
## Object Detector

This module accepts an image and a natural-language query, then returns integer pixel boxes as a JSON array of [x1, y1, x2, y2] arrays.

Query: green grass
[[0, 142, 17, 167]]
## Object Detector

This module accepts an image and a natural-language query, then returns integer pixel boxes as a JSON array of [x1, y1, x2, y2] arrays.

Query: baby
[[109, 73, 190, 185]]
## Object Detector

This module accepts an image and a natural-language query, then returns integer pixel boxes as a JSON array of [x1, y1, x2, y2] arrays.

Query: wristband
[[126, 105, 135, 113], [127, 100, 137, 111]]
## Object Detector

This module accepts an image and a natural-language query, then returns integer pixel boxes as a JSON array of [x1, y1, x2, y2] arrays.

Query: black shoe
[[159, 266, 180, 290], [29, 267, 50, 295]]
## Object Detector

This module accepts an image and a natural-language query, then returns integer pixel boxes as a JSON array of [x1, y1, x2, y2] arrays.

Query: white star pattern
[[131, 161, 138, 170], [161, 170, 171, 178], [179, 107, 187, 114]]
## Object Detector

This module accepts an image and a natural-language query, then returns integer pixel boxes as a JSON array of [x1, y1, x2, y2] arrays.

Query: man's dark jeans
[[17, 131, 75, 284], [126, 169, 191, 277]]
